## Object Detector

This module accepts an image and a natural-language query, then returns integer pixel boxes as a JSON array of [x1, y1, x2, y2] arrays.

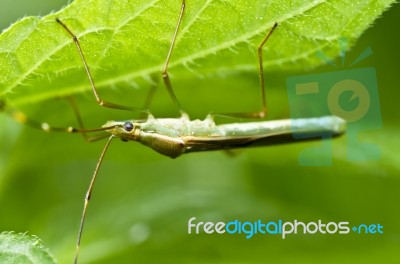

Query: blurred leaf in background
[[0, 0, 399, 264]]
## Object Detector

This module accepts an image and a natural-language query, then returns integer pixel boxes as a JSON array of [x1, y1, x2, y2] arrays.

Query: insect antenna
[[0, 99, 116, 142]]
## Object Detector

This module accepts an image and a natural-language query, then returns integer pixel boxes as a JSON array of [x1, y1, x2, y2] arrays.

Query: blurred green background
[[0, 1, 399, 264]]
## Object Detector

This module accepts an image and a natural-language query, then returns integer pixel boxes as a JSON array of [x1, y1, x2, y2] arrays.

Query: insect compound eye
[[123, 122, 134, 132]]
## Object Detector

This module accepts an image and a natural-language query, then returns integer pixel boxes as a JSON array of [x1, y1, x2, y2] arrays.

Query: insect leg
[[137, 75, 159, 119], [255, 22, 279, 118], [74, 135, 114, 264], [65, 96, 110, 142], [56, 18, 144, 113], [161, 0, 186, 113], [214, 23, 278, 119]]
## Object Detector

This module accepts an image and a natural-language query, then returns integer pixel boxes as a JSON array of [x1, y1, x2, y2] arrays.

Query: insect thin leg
[[56, 18, 143, 112], [136, 77, 159, 119], [142, 76, 159, 111], [74, 135, 114, 264], [212, 23, 278, 119], [66, 97, 110, 142], [161, 0, 186, 112], [256, 22, 278, 118]]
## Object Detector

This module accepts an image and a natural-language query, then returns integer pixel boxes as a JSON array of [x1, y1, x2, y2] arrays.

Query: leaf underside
[[0, 0, 395, 105]]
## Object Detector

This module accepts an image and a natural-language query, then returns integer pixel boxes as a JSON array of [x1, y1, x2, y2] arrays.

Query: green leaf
[[0, 0, 395, 106], [0, 232, 56, 264]]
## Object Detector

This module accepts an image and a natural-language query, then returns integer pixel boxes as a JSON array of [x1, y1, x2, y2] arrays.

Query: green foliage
[[0, 0, 395, 105], [0, 232, 56, 264]]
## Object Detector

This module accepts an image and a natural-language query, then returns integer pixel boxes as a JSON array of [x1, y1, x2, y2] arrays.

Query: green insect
[[0, 1, 345, 263]]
